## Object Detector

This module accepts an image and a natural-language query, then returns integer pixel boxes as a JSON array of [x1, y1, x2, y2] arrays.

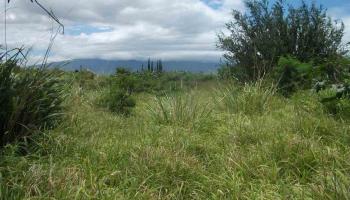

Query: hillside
[[51, 59, 220, 74]]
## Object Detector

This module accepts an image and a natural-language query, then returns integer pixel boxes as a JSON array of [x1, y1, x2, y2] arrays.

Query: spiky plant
[[147, 93, 212, 130], [0, 60, 65, 147], [215, 80, 278, 115]]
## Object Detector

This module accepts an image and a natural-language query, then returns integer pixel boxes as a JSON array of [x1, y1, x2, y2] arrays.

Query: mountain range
[[50, 59, 221, 74]]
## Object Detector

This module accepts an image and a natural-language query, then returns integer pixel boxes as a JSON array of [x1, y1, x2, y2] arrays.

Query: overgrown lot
[[1, 0, 350, 199], [1, 77, 349, 199]]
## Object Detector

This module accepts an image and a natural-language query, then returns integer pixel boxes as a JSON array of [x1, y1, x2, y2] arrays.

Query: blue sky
[[314, 0, 350, 8], [1, 0, 349, 62]]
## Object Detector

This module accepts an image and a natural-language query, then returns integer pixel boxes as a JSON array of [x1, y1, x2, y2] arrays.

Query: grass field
[[1, 81, 350, 199]]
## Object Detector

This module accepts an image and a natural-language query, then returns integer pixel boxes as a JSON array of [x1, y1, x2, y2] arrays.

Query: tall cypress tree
[[147, 58, 151, 72]]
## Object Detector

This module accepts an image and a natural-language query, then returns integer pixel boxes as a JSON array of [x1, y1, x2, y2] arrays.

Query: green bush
[[113, 68, 136, 93], [133, 72, 180, 94], [273, 56, 313, 96], [312, 57, 350, 118], [73, 69, 110, 91], [106, 90, 136, 115], [317, 56, 350, 83], [100, 68, 136, 116], [318, 88, 350, 119], [0, 61, 65, 147], [122, 71, 214, 95], [322, 98, 350, 119]]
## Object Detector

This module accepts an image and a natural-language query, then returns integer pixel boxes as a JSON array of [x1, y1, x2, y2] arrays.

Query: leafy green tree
[[105, 68, 136, 116], [218, 0, 348, 81]]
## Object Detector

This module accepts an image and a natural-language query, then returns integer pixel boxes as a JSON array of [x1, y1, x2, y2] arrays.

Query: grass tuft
[[146, 92, 213, 131]]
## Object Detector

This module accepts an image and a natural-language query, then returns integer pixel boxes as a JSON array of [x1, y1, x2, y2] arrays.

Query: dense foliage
[[273, 56, 313, 96], [101, 68, 136, 116], [218, 0, 348, 81]]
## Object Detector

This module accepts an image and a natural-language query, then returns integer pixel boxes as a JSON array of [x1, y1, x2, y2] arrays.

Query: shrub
[[317, 56, 350, 83], [318, 88, 350, 119], [323, 98, 350, 119], [100, 67, 136, 116], [133, 72, 182, 94], [114, 68, 136, 93], [106, 90, 136, 115], [0, 61, 65, 147], [312, 58, 350, 118], [74, 69, 96, 90], [273, 56, 313, 96]]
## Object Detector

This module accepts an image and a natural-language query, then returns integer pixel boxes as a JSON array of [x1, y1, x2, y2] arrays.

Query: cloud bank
[[0, 0, 348, 63], [0, 0, 244, 62]]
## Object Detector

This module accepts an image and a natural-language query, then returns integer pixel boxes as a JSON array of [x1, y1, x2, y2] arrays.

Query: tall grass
[[1, 78, 350, 199], [215, 80, 279, 115], [146, 93, 212, 130], [0, 60, 65, 147]]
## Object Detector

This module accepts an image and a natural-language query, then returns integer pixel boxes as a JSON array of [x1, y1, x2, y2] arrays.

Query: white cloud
[[342, 17, 350, 43], [0, 0, 245, 62], [328, 5, 350, 44], [0, 0, 348, 63]]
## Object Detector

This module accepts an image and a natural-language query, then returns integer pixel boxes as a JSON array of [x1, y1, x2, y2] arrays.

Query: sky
[[0, 0, 349, 63]]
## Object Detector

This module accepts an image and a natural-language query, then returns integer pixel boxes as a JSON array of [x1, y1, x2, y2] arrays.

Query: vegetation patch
[[0, 60, 65, 148]]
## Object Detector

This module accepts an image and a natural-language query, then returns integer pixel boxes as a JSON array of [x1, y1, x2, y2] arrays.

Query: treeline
[[141, 58, 164, 73]]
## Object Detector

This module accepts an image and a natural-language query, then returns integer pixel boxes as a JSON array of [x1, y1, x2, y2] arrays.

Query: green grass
[[0, 62, 65, 147], [1, 81, 350, 199]]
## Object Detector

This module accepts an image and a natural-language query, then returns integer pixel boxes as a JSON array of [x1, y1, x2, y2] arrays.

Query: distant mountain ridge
[[50, 59, 220, 74]]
